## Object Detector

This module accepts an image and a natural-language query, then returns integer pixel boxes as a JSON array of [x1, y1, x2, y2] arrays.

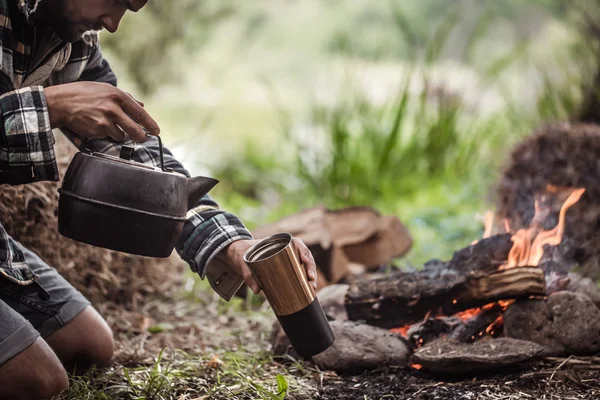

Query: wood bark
[[345, 235, 547, 328]]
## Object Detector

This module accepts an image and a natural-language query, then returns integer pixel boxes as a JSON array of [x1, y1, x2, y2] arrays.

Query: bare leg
[[0, 338, 69, 400], [46, 306, 114, 375]]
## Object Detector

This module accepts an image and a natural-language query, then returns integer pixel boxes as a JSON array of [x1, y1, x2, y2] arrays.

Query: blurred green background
[[101, 0, 600, 267]]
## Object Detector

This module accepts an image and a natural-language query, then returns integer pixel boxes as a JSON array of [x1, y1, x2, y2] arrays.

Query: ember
[[392, 300, 515, 348], [390, 326, 410, 337]]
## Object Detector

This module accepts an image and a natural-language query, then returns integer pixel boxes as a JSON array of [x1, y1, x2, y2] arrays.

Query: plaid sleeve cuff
[[177, 209, 253, 298], [0, 86, 58, 185]]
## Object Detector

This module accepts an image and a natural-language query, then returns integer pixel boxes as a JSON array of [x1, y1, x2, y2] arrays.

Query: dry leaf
[[207, 354, 224, 369]]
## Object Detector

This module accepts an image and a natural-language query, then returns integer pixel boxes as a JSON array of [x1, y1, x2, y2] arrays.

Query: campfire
[[272, 180, 600, 375], [379, 186, 586, 352]]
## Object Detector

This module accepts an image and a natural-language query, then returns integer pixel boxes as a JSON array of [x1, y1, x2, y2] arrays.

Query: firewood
[[449, 304, 504, 342], [324, 206, 383, 247], [342, 216, 412, 268], [344, 235, 547, 328], [252, 206, 413, 284], [407, 316, 463, 348]]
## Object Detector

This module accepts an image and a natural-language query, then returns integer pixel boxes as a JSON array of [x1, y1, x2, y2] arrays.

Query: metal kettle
[[57, 136, 219, 258]]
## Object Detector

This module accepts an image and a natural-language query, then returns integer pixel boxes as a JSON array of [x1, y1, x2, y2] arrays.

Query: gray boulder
[[504, 291, 600, 356], [413, 337, 543, 375], [566, 273, 600, 309], [271, 319, 411, 371], [312, 321, 411, 371]]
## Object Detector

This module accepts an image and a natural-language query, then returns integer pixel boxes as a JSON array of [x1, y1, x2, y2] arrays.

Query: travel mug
[[243, 233, 335, 358]]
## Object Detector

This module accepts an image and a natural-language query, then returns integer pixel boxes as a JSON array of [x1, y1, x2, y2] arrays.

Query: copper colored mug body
[[244, 233, 335, 358]]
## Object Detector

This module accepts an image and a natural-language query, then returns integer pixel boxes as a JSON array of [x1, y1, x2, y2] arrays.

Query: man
[[0, 1, 318, 399]]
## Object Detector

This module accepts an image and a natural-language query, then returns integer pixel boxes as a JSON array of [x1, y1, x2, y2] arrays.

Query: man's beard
[[33, 0, 89, 43]]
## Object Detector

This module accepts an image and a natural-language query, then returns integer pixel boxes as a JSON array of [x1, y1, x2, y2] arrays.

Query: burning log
[[345, 235, 547, 328], [406, 317, 463, 348], [449, 303, 505, 342]]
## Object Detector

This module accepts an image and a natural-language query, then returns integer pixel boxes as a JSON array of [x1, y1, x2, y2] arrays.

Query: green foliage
[[201, 0, 592, 264], [276, 374, 288, 400], [286, 80, 460, 208], [102, 0, 238, 95], [62, 348, 312, 400]]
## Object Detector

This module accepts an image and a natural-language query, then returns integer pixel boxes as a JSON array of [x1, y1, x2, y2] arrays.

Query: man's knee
[[0, 338, 69, 400], [88, 321, 115, 367], [47, 306, 114, 371], [77, 308, 114, 367]]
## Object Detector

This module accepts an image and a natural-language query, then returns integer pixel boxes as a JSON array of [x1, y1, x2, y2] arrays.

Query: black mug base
[[277, 298, 335, 358]]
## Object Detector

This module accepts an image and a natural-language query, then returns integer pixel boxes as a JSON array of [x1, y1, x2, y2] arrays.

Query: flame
[[485, 315, 504, 336], [482, 211, 495, 239], [501, 187, 585, 269], [390, 326, 410, 336], [454, 300, 514, 322], [455, 307, 481, 321]]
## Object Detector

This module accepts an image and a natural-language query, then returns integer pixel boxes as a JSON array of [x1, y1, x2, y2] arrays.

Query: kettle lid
[[87, 136, 176, 174]]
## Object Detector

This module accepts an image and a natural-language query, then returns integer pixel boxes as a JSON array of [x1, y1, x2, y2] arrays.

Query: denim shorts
[[0, 239, 90, 366]]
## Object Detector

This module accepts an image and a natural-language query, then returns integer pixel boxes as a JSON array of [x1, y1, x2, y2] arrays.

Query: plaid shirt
[[0, 0, 252, 300]]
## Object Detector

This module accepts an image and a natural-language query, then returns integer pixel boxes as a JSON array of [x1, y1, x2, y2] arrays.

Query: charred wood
[[407, 316, 463, 348], [449, 304, 504, 343], [345, 235, 547, 328]]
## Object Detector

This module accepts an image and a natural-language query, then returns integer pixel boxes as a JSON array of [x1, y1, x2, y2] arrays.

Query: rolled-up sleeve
[[0, 86, 58, 185], [178, 207, 253, 300]]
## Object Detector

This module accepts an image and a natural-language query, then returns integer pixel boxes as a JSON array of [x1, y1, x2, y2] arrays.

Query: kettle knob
[[119, 145, 135, 161]]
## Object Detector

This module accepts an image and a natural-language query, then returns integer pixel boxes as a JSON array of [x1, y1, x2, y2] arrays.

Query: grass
[[210, 63, 533, 265], [56, 270, 319, 399], [61, 348, 318, 400]]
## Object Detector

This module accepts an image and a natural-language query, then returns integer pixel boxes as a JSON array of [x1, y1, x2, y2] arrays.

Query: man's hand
[[222, 238, 318, 294], [45, 82, 160, 143]]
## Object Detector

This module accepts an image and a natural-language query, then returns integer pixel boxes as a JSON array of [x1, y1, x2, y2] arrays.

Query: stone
[[271, 319, 411, 371], [413, 338, 543, 375], [312, 321, 411, 371], [270, 320, 297, 358], [317, 284, 349, 321], [504, 291, 600, 356], [566, 273, 600, 309]]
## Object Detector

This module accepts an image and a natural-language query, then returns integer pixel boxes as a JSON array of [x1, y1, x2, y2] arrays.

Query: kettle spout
[[187, 176, 219, 207]]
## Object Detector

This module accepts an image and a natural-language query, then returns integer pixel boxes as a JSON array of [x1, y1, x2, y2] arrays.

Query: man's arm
[[69, 43, 254, 300], [0, 71, 59, 185]]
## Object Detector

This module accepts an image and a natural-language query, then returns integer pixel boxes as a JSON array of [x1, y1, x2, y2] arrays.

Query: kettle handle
[[156, 135, 165, 172], [119, 135, 166, 172]]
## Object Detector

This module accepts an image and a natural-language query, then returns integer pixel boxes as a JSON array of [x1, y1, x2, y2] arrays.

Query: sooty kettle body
[[57, 137, 218, 258]]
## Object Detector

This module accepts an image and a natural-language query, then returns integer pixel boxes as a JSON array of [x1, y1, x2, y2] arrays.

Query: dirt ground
[[83, 284, 600, 400], [315, 362, 600, 399]]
